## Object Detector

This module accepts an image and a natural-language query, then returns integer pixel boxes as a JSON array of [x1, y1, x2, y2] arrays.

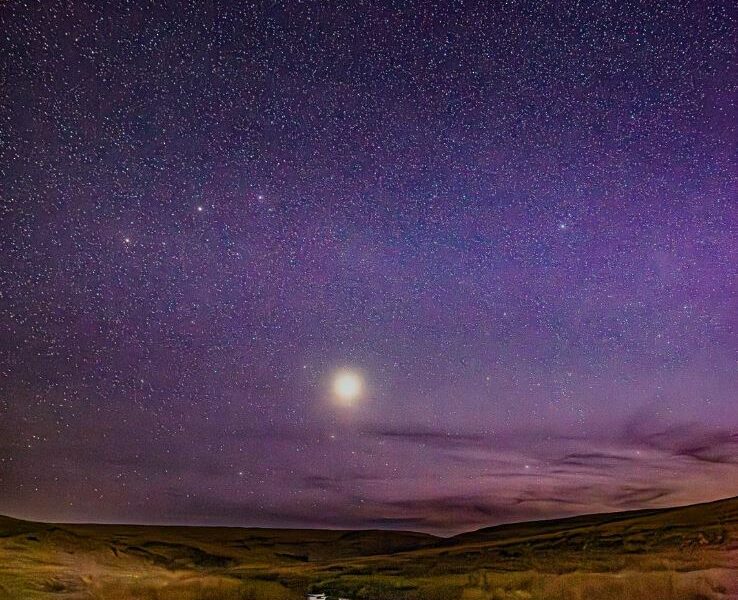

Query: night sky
[[1, 1, 737, 535]]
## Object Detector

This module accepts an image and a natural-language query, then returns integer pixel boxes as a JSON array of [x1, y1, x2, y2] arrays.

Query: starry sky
[[1, 0, 737, 535]]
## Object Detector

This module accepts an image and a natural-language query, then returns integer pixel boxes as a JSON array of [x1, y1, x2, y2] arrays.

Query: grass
[[89, 577, 302, 600]]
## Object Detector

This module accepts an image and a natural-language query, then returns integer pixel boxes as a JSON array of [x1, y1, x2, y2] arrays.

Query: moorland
[[2, 496, 738, 599]]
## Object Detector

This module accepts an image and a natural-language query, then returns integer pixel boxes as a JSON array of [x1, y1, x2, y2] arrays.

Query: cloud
[[363, 425, 489, 449], [610, 486, 673, 506], [623, 419, 738, 465], [557, 452, 636, 467]]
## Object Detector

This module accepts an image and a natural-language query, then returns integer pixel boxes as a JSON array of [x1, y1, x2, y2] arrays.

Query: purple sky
[[1, 0, 737, 534]]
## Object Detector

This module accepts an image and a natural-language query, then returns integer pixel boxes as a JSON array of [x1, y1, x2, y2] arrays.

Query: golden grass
[[89, 577, 302, 600]]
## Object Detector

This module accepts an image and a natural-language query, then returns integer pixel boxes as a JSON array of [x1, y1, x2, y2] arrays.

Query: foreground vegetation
[[1, 496, 737, 599]]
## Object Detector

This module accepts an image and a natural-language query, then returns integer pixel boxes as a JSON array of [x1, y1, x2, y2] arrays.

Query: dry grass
[[89, 577, 301, 600]]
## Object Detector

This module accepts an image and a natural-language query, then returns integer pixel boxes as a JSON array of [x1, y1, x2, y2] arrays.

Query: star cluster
[[1, 0, 736, 533]]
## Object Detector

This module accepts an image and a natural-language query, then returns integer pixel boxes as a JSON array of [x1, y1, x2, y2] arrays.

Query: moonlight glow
[[332, 371, 363, 405]]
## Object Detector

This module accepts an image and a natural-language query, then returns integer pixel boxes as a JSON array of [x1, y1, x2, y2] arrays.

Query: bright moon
[[332, 371, 363, 405]]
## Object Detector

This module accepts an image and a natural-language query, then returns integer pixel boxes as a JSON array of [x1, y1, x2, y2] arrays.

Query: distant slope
[[448, 495, 738, 547], [0, 514, 36, 536], [0, 515, 438, 564]]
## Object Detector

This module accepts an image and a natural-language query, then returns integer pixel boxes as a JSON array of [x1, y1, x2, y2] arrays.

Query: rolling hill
[[1, 496, 737, 599]]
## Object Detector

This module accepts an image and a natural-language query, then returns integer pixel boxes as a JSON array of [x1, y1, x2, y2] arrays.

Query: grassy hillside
[[1, 497, 737, 599]]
